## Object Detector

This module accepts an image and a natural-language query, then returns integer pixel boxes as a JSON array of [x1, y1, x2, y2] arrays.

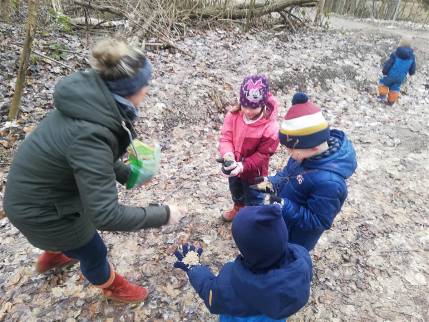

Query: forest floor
[[0, 15, 428, 322]]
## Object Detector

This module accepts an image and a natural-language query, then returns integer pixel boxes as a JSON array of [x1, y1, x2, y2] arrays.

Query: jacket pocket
[[54, 196, 83, 218]]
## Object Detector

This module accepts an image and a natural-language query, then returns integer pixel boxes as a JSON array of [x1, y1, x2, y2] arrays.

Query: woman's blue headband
[[105, 58, 152, 97]]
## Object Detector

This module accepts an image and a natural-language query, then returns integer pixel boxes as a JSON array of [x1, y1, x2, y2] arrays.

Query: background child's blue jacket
[[382, 47, 416, 83], [270, 130, 357, 251], [187, 244, 312, 320]]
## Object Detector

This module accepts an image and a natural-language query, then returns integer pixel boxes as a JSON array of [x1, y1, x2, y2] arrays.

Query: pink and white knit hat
[[239, 75, 269, 109]]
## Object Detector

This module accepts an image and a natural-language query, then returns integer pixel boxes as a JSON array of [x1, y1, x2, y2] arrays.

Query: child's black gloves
[[266, 195, 285, 207], [250, 177, 285, 206], [250, 176, 274, 193], [173, 243, 203, 272], [216, 157, 237, 175]]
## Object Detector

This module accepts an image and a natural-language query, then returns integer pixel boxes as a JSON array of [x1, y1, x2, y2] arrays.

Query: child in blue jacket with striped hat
[[252, 93, 357, 251], [378, 36, 416, 106], [173, 204, 312, 322]]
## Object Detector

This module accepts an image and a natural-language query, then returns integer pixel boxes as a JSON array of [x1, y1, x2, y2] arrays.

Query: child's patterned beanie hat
[[239, 75, 269, 109], [279, 93, 330, 149]]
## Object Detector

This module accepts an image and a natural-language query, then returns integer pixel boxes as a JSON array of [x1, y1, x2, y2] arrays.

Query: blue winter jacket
[[382, 47, 416, 82], [269, 130, 357, 251], [187, 244, 312, 321]]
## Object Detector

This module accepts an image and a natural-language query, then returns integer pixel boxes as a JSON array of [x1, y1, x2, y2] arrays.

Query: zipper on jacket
[[121, 121, 139, 161]]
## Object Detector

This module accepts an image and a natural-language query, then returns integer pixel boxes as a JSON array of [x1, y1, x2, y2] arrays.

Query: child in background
[[173, 205, 313, 322], [218, 75, 279, 221], [378, 36, 416, 106], [252, 93, 357, 251]]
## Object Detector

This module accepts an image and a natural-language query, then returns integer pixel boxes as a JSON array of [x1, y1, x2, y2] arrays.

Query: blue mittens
[[173, 243, 203, 272]]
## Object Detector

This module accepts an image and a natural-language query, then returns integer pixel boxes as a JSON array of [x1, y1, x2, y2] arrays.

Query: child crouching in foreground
[[173, 204, 313, 322]]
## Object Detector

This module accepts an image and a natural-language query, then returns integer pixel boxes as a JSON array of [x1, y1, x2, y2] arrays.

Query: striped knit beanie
[[279, 93, 330, 149]]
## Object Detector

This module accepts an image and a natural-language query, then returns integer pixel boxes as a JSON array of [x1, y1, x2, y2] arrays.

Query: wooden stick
[[72, 0, 124, 17], [13, 41, 82, 56], [32, 51, 72, 70], [286, 8, 305, 23], [378, 249, 424, 254], [43, 46, 83, 55]]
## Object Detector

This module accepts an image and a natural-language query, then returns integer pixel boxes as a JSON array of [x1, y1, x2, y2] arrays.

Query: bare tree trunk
[[51, 0, 63, 14], [379, 0, 388, 19], [332, 0, 338, 13], [386, 0, 400, 20], [330, 0, 338, 12], [337, 0, 346, 14], [314, 0, 326, 24], [324, 0, 349, 15], [406, 0, 417, 21], [14, 0, 19, 15], [424, 10, 429, 24], [392, 0, 401, 21], [8, 0, 39, 120], [349, 0, 359, 15], [0, 0, 11, 22], [396, 0, 407, 20], [328, 0, 336, 12], [345, 0, 352, 15], [245, 0, 256, 31]]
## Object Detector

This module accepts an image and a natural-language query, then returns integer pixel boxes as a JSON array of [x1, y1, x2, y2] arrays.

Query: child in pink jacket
[[219, 75, 279, 221]]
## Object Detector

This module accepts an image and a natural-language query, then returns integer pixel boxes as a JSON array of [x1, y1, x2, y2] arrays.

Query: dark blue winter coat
[[382, 47, 416, 82], [269, 129, 357, 251], [187, 244, 312, 320]]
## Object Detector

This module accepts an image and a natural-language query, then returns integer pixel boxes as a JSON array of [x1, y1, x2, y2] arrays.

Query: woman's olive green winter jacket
[[3, 70, 169, 251]]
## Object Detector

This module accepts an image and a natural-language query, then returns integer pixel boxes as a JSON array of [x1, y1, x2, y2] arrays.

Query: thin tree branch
[[32, 51, 73, 70]]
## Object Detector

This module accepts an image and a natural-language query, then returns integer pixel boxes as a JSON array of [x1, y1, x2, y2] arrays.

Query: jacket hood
[[232, 205, 291, 273], [303, 129, 357, 179], [396, 47, 414, 60], [231, 244, 312, 319], [54, 70, 124, 134]]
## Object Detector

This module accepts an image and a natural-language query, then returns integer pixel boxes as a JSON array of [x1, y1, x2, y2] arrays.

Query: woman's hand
[[167, 204, 186, 225]]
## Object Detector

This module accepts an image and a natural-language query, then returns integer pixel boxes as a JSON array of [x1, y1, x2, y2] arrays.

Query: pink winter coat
[[219, 93, 280, 184]]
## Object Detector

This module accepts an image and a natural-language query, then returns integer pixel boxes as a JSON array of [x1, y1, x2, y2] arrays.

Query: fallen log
[[70, 17, 127, 27], [191, 0, 317, 19], [72, 0, 317, 21], [71, 0, 124, 17]]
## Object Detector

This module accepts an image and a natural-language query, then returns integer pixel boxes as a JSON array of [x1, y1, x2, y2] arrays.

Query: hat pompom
[[292, 92, 308, 105]]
